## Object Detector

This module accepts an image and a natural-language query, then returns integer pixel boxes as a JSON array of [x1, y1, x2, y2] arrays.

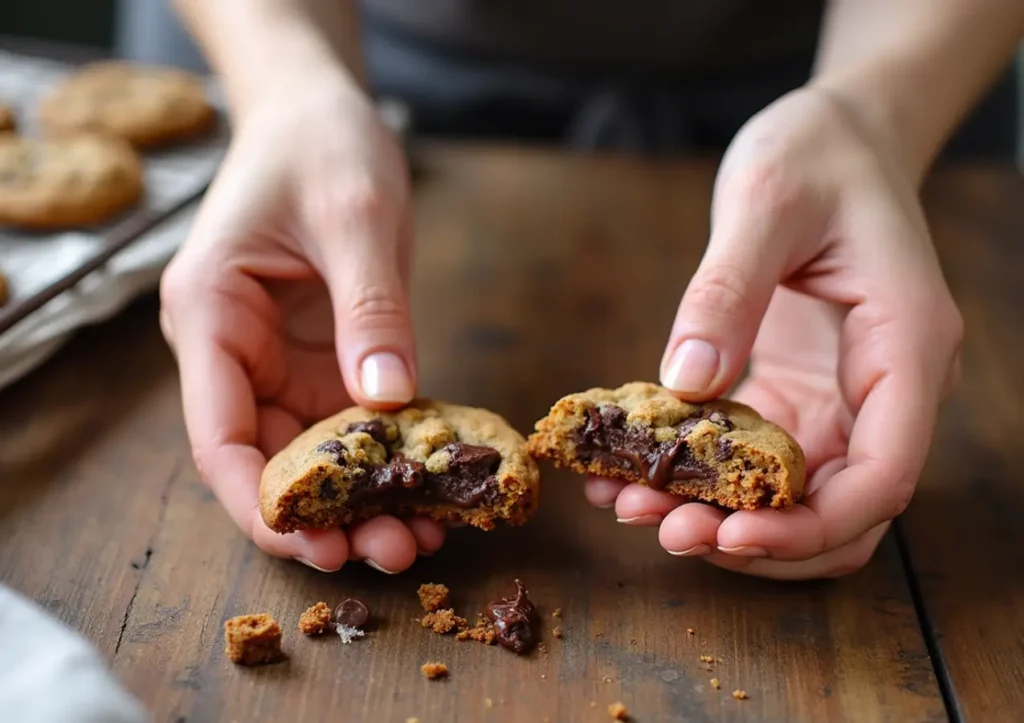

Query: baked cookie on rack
[[37, 61, 215, 149], [0, 134, 143, 229]]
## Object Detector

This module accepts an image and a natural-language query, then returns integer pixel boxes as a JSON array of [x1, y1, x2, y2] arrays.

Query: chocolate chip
[[485, 579, 538, 654], [345, 420, 390, 445], [708, 411, 734, 431], [716, 437, 734, 462], [317, 478, 338, 500], [334, 599, 370, 628], [315, 439, 344, 457]]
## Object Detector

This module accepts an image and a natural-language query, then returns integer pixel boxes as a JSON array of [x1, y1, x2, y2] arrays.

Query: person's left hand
[[584, 85, 963, 579]]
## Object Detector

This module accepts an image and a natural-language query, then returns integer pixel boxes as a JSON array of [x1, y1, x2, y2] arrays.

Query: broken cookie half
[[526, 382, 804, 510], [260, 400, 540, 533]]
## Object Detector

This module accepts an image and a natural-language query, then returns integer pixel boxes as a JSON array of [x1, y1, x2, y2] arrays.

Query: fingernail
[[716, 545, 769, 558], [365, 558, 399, 574], [360, 352, 414, 403], [418, 550, 434, 557], [295, 557, 342, 573], [593, 503, 615, 510], [668, 544, 712, 557], [661, 339, 719, 394], [616, 514, 663, 526]]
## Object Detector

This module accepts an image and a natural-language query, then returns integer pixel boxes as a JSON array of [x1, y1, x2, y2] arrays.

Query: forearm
[[172, 0, 365, 120], [811, 0, 1024, 184]]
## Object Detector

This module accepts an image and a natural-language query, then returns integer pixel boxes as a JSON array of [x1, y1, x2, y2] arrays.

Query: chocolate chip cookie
[[37, 61, 215, 149], [526, 382, 805, 510], [0, 104, 15, 134], [0, 134, 143, 229], [260, 400, 540, 533]]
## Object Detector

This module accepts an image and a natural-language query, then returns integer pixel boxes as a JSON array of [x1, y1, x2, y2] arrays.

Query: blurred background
[[1, 0, 1022, 164]]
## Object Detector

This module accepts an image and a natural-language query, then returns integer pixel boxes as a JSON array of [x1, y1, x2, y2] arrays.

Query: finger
[[404, 517, 447, 555], [658, 503, 727, 557], [255, 405, 304, 460], [614, 485, 685, 525], [316, 196, 417, 409], [584, 477, 627, 509], [660, 170, 818, 400], [713, 458, 843, 560], [347, 515, 419, 573], [703, 522, 890, 580]]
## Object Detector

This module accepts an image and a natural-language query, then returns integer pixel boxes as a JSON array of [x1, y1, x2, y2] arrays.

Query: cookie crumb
[[699, 654, 714, 663], [590, 701, 597, 708], [224, 613, 284, 665], [421, 609, 467, 634], [421, 662, 448, 680], [732, 690, 749, 700], [552, 608, 562, 618], [417, 583, 450, 612], [299, 602, 334, 636], [484, 698, 493, 709], [603, 676, 614, 683], [686, 628, 695, 636], [406, 718, 419, 723], [456, 622, 498, 644], [608, 702, 629, 720], [552, 626, 563, 639], [710, 678, 721, 690]]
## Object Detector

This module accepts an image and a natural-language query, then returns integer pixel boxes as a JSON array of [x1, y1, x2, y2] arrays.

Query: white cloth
[[0, 584, 150, 723]]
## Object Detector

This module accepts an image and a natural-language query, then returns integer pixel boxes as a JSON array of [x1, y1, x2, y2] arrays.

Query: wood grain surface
[[898, 166, 1024, 723], [4, 143, 1012, 722]]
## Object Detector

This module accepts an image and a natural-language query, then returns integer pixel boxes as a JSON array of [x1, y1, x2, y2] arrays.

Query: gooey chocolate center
[[570, 404, 732, 489], [315, 423, 503, 508]]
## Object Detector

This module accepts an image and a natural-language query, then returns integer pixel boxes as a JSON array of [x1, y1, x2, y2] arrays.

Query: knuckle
[[327, 176, 393, 229], [347, 285, 409, 331], [158, 260, 191, 316], [686, 266, 753, 321], [723, 161, 801, 215]]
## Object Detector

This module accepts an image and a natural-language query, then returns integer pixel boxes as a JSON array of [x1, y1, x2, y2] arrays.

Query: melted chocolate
[[321, 423, 504, 509], [485, 579, 538, 654], [345, 420, 390, 444], [571, 404, 731, 490]]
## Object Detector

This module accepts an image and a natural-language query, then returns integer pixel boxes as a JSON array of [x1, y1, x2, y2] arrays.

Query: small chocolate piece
[[432, 443, 502, 507], [485, 579, 538, 654], [315, 439, 344, 457], [334, 598, 370, 628], [345, 419, 390, 444]]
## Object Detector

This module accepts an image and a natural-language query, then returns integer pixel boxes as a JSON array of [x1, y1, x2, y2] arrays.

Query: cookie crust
[[0, 134, 143, 229], [259, 400, 540, 532], [37, 61, 215, 149], [526, 382, 805, 510]]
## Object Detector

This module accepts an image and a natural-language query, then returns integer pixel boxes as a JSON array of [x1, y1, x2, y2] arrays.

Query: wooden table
[[0, 143, 1021, 723]]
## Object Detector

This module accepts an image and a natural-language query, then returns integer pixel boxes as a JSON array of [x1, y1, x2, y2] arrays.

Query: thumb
[[321, 216, 417, 409], [660, 189, 796, 400]]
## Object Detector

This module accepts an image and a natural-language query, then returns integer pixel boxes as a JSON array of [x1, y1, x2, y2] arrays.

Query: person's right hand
[[159, 77, 447, 574]]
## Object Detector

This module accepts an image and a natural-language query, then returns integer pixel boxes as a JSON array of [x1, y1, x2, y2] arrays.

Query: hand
[[160, 78, 446, 573], [585, 86, 963, 579]]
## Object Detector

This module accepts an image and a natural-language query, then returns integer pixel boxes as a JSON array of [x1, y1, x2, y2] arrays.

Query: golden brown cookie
[[0, 134, 143, 229], [526, 382, 805, 510], [0, 105, 16, 134], [37, 61, 215, 149], [260, 400, 541, 532]]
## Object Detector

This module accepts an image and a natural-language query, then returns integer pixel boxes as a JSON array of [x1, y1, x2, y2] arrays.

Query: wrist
[[808, 70, 928, 186], [174, 0, 366, 123]]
